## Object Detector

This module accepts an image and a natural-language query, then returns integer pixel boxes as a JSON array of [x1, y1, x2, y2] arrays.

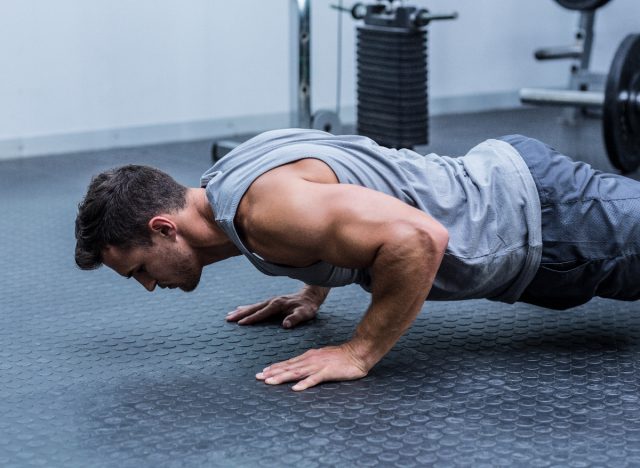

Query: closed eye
[[126, 265, 145, 279]]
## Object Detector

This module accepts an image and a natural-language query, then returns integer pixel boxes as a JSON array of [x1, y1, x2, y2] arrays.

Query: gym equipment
[[556, 0, 611, 10], [532, 0, 613, 124], [212, 0, 342, 162], [336, 2, 456, 149], [292, 0, 342, 134], [521, 34, 640, 173]]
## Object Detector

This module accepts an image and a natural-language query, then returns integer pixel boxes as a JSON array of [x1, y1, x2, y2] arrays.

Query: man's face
[[102, 238, 203, 292]]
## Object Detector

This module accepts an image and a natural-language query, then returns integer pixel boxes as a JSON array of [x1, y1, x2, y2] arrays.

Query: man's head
[[75, 165, 202, 292]]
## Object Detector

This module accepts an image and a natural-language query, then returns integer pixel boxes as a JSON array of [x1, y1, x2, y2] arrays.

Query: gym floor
[[2, 107, 640, 467]]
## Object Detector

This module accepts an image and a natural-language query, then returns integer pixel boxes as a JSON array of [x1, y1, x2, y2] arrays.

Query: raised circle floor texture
[[2, 107, 640, 467]]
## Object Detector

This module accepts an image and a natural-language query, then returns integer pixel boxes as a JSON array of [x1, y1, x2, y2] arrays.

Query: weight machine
[[212, 0, 457, 162]]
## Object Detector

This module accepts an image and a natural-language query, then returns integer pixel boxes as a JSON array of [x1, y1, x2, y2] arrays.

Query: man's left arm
[[252, 175, 448, 391]]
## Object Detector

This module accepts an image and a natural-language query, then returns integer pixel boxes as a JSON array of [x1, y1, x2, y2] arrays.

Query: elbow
[[388, 219, 449, 260], [418, 223, 448, 267], [371, 220, 449, 293], [414, 222, 448, 282], [411, 219, 448, 258], [431, 223, 449, 258]]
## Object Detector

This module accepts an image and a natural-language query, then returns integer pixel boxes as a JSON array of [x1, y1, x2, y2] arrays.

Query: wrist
[[301, 285, 330, 306], [342, 335, 384, 371]]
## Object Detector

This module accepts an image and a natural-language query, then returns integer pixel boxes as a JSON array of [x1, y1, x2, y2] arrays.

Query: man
[[75, 129, 640, 391]]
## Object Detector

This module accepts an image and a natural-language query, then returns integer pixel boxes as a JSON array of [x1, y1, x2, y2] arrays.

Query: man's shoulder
[[238, 159, 338, 231], [235, 159, 335, 266], [253, 158, 338, 187]]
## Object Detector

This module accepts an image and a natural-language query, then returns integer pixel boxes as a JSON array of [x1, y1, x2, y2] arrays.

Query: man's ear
[[148, 216, 177, 239]]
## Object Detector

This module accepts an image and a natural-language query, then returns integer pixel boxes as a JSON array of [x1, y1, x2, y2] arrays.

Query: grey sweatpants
[[500, 135, 640, 310]]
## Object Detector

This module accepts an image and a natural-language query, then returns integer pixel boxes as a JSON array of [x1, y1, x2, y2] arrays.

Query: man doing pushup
[[74, 129, 640, 390]]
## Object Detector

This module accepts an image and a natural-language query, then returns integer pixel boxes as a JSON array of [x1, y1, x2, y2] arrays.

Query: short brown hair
[[75, 165, 187, 270]]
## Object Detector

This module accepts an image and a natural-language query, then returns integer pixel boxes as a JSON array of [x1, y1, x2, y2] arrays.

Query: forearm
[[346, 230, 446, 369]]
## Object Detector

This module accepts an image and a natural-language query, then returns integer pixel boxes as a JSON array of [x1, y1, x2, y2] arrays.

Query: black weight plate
[[357, 39, 426, 50], [358, 27, 426, 40], [358, 108, 428, 119], [357, 74, 427, 86], [358, 76, 427, 91], [358, 94, 428, 106], [358, 50, 427, 62], [603, 34, 640, 173], [358, 120, 428, 130], [555, 0, 611, 11], [358, 44, 426, 57], [358, 66, 427, 77], [358, 89, 427, 102], [358, 99, 428, 112]]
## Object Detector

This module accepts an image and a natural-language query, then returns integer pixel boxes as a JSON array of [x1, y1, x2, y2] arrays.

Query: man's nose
[[135, 275, 156, 292]]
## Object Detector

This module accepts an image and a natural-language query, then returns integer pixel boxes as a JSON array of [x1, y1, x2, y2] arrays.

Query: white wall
[[0, 0, 638, 158]]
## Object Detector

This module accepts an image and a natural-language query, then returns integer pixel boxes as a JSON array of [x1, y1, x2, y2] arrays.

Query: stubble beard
[[172, 249, 202, 293], [179, 275, 200, 292]]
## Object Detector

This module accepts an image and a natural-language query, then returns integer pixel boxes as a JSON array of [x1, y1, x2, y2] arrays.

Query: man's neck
[[183, 188, 241, 265]]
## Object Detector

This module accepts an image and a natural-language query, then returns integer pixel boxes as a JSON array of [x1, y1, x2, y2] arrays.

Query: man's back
[[200, 129, 542, 303]]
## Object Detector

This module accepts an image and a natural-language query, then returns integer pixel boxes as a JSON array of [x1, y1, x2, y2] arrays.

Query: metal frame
[[213, 0, 313, 161], [524, 9, 606, 123], [520, 88, 604, 107], [534, 10, 603, 91], [290, 0, 312, 128], [568, 11, 605, 92]]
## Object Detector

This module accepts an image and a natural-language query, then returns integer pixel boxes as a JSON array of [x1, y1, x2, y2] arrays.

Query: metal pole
[[520, 88, 604, 108], [576, 10, 595, 73], [290, 0, 311, 128]]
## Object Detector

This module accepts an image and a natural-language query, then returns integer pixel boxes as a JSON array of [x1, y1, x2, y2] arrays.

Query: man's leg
[[501, 135, 640, 310]]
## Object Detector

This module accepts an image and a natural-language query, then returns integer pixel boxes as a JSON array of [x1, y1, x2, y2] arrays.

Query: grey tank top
[[201, 129, 542, 303]]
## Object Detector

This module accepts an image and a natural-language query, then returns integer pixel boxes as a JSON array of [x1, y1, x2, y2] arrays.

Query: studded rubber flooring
[[2, 108, 640, 467]]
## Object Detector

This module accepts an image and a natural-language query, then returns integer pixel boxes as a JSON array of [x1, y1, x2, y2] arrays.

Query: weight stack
[[357, 25, 428, 149]]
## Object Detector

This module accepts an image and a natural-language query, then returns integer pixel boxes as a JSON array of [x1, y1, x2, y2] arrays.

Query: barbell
[[521, 34, 640, 173]]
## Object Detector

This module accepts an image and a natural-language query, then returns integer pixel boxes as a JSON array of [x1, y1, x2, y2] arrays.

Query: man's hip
[[500, 134, 640, 309]]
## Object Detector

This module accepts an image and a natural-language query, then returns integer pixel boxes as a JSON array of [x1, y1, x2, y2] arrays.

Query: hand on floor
[[256, 343, 369, 391], [226, 293, 319, 328]]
